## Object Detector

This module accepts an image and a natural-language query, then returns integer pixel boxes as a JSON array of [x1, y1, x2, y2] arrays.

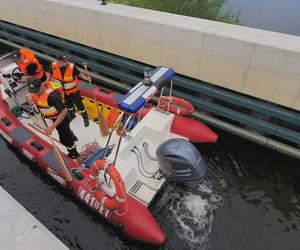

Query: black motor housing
[[156, 138, 207, 188]]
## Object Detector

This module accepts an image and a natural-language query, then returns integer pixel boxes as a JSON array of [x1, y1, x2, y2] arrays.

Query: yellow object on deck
[[101, 105, 112, 121], [82, 96, 104, 121], [82, 96, 122, 127]]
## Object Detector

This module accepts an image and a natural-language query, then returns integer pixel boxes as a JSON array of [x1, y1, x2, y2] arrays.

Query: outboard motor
[[156, 138, 206, 189]]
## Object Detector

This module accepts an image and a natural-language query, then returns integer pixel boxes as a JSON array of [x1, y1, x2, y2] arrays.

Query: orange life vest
[[31, 82, 65, 120], [17, 49, 44, 79], [51, 61, 79, 95]]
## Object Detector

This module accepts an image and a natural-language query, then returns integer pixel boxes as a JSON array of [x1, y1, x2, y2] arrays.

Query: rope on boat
[[77, 140, 101, 165]]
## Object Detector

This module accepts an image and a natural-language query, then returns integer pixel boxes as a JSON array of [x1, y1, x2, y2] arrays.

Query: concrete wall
[[1, 0, 300, 111]]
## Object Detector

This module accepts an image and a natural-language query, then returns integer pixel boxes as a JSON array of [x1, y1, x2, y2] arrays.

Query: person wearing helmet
[[48, 53, 90, 127], [27, 77, 80, 159]]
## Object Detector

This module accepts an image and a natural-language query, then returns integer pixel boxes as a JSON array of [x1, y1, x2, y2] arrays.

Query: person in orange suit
[[12, 48, 47, 84]]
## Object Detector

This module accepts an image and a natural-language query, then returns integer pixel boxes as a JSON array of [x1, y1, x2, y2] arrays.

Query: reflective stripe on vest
[[63, 81, 77, 90], [40, 106, 58, 118], [51, 62, 79, 93]]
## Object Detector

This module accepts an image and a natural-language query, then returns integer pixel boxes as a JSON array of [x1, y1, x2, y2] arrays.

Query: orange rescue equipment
[[158, 96, 194, 115], [51, 61, 79, 95], [18, 49, 44, 79], [107, 108, 121, 128], [89, 159, 127, 212]]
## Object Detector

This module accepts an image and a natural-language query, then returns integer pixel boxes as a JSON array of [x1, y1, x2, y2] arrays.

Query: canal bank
[[0, 186, 68, 250]]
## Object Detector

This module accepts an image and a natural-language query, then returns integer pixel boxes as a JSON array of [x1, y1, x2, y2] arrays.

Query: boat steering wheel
[[11, 67, 24, 83]]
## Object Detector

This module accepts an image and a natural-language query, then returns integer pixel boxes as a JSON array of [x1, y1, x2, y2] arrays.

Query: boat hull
[[0, 90, 165, 245], [0, 77, 217, 245]]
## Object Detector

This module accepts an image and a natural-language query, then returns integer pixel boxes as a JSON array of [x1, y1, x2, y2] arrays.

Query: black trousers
[[66, 90, 85, 113], [54, 116, 75, 150]]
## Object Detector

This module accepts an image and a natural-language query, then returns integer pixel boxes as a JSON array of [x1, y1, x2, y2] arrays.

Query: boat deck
[[1, 83, 172, 207], [21, 108, 170, 206], [21, 112, 119, 156]]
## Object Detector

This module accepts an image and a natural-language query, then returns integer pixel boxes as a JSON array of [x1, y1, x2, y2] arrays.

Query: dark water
[[1, 43, 300, 249], [111, 0, 300, 36]]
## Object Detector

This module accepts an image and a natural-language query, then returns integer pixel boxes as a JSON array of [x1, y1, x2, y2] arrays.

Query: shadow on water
[[110, 0, 240, 24]]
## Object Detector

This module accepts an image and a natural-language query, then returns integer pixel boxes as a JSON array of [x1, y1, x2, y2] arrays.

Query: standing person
[[49, 54, 90, 127], [12, 48, 47, 83], [27, 77, 80, 159]]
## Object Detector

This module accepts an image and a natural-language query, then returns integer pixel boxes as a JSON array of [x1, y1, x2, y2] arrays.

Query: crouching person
[[27, 77, 80, 159], [12, 48, 47, 83]]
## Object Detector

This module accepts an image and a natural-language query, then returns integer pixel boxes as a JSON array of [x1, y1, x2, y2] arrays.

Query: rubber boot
[[82, 111, 89, 127]]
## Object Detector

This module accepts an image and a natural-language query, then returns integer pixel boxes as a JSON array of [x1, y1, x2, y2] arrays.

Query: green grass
[[109, 0, 240, 24]]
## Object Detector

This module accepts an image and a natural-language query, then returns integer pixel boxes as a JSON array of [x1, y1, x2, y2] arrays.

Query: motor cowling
[[156, 138, 206, 188]]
